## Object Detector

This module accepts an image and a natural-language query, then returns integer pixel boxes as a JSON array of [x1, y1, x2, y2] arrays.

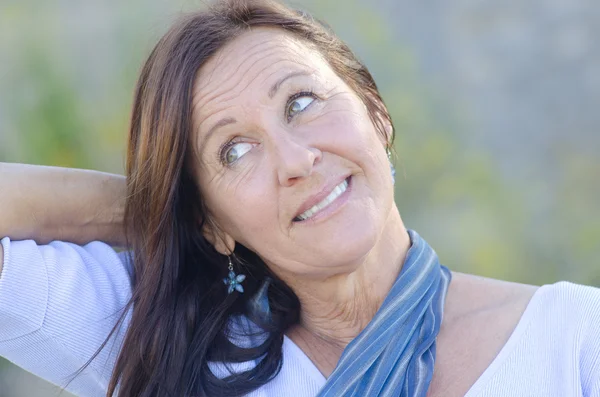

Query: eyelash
[[218, 139, 239, 166], [286, 90, 317, 121], [218, 89, 318, 166]]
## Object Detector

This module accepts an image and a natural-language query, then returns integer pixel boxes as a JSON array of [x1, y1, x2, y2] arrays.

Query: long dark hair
[[108, 0, 394, 395]]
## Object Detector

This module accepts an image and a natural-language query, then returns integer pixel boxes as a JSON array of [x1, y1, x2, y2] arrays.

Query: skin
[[193, 25, 409, 337], [0, 24, 544, 397], [0, 163, 126, 278], [190, 27, 540, 394]]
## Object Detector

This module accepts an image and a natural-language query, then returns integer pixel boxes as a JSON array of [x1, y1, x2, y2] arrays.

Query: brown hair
[[107, 0, 394, 395]]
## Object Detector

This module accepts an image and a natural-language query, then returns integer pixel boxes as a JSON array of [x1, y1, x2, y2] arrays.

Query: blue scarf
[[317, 229, 452, 397]]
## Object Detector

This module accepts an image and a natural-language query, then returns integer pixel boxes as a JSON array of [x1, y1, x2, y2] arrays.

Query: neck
[[287, 206, 410, 351]]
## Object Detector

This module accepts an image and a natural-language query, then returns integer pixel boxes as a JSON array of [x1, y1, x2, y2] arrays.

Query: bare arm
[[0, 163, 126, 268], [0, 163, 131, 390]]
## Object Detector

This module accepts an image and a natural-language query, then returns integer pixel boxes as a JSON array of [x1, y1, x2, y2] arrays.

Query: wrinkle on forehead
[[191, 28, 323, 130], [194, 44, 278, 107], [198, 28, 312, 90]]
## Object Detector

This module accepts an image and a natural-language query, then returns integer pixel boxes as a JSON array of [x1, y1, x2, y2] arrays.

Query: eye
[[222, 141, 254, 165], [287, 92, 316, 121]]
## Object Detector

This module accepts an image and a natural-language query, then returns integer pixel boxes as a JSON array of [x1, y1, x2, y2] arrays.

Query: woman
[[1, 0, 599, 396]]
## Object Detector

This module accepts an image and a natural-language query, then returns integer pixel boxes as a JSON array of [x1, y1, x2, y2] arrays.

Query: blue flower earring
[[223, 255, 246, 294]]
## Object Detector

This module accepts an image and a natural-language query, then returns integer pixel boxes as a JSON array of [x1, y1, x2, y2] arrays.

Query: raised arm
[[0, 162, 126, 274], [0, 162, 132, 396], [0, 162, 126, 243]]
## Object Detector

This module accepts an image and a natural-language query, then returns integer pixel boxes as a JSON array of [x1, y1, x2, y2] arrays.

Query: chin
[[306, 214, 382, 267]]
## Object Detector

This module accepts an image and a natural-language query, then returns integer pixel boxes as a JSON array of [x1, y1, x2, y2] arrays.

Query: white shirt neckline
[[282, 283, 547, 394]]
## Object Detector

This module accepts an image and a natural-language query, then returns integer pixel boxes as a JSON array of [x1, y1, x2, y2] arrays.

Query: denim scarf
[[317, 229, 452, 397]]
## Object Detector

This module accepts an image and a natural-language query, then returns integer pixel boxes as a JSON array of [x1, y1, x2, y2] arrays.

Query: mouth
[[293, 176, 351, 222]]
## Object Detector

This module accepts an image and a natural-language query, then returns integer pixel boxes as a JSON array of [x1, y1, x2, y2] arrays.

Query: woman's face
[[192, 27, 395, 281]]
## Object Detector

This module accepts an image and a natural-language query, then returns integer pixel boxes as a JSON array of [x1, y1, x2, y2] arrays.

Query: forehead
[[195, 27, 326, 92], [192, 27, 332, 121]]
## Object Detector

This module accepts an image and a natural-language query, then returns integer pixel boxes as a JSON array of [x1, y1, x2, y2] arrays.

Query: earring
[[223, 256, 246, 294], [247, 277, 272, 324], [387, 148, 396, 184]]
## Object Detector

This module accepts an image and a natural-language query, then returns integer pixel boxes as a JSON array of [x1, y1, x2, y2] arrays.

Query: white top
[[1, 238, 599, 396]]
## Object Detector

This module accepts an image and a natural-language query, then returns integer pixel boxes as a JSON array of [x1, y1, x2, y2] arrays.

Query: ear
[[374, 113, 394, 152], [382, 119, 394, 148], [364, 92, 394, 148], [202, 220, 236, 256]]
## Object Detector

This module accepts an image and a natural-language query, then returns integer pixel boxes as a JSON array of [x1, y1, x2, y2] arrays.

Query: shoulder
[[526, 281, 600, 394], [433, 273, 600, 395], [540, 279, 600, 314], [445, 272, 600, 329], [443, 271, 539, 325], [510, 279, 600, 339], [438, 272, 540, 364], [533, 281, 600, 370], [449, 274, 600, 377]]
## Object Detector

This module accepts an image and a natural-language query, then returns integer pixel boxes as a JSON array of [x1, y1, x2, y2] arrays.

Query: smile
[[295, 178, 349, 221]]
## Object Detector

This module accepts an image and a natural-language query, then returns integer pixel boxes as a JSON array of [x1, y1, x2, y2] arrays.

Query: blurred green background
[[0, 0, 598, 395]]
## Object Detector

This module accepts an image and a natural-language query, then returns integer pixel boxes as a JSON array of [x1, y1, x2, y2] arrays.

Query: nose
[[274, 137, 322, 187]]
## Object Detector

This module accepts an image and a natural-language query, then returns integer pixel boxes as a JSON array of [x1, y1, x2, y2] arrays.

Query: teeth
[[297, 179, 348, 221]]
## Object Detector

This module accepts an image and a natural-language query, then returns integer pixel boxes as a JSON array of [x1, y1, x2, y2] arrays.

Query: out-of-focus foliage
[[301, 0, 600, 287], [0, 0, 598, 395]]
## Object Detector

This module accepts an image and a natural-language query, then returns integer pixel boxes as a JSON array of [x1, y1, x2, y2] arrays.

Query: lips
[[292, 175, 351, 222]]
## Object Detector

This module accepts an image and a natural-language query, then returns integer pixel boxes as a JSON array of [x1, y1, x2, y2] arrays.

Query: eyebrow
[[201, 70, 311, 149], [202, 116, 237, 150], [268, 70, 312, 99]]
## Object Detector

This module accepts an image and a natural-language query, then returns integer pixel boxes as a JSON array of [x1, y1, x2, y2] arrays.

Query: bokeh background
[[1, 0, 598, 395]]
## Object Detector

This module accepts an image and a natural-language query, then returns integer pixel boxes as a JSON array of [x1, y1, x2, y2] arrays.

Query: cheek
[[326, 106, 392, 196], [320, 106, 385, 167], [209, 173, 280, 246], [324, 97, 379, 144]]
